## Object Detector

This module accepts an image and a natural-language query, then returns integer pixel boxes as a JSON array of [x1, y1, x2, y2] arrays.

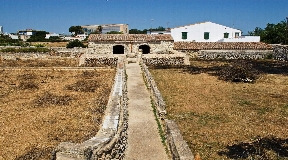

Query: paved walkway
[[125, 62, 169, 160]]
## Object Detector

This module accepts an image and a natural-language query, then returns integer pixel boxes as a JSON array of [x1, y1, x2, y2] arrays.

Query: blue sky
[[1, 0, 287, 34]]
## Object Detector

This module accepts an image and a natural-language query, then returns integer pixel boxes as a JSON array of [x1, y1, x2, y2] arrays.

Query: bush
[[216, 61, 261, 83], [66, 40, 86, 48]]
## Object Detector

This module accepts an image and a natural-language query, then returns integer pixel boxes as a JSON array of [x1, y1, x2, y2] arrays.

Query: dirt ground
[[150, 60, 288, 160], [0, 67, 116, 159]]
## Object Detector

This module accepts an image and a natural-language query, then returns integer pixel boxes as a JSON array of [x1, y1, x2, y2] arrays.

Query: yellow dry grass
[[0, 68, 116, 159], [0, 57, 79, 67], [150, 60, 288, 160]]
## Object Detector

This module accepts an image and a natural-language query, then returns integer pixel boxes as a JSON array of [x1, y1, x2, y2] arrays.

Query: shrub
[[216, 61, 261, 83], [66, 40, 86, 48]]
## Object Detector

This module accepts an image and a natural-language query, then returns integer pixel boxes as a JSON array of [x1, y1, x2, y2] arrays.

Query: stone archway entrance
[[139, 45, 150, 54], [113, 45, 125, 54]]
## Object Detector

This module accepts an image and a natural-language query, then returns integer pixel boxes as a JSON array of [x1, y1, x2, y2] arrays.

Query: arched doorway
[[113, 45, 124, 54], [139, 45, 150, 54]]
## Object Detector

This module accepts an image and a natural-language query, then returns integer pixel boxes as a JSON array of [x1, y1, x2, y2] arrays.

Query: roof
[[171, 21, 241, 31], [88, 34, 174, 42], [173, 42, 273, 50]]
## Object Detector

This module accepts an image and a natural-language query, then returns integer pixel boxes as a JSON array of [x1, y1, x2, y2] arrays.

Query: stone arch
[[113, 45, 125, 54], [139, 45, 150, 54]]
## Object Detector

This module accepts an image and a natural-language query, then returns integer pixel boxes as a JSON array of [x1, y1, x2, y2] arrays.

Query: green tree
[[27, 31, 48, 42], [97, 25, 103, 34], [129, 29, 149, 34], [106, 31, 123, 34], [49, 36, 62, 42], [66, 39, 86, 48], [69, 26, 84, 36], [249, 20, 288, 44]]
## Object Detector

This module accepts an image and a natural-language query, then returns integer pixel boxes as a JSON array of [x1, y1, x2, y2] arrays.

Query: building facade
[[171, 21, 244, 42], [82, 24, 129, 35], [87, 34, 174, 55]]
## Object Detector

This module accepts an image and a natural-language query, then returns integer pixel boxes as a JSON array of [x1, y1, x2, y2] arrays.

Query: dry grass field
[[150, 60, 288, 160], [0, 57, 79, 67], [0, 60, 116, 159]]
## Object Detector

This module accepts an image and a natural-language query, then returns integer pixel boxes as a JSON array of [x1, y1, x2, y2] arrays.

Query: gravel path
[[125, 62, 169, 160]]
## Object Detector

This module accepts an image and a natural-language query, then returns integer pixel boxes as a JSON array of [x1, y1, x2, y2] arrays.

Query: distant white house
[[149, 31, 171, 35], [63, 34, 88, 41], [171, 21, 260, 42], [0, 26, 3, 34], [9, 34, 19, 39], [45, 33, 60, 39]]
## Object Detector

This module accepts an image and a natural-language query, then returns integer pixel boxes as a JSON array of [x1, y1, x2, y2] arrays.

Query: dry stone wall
[[142, 51, 190, 66], [55, 58, 128, 160], [198, 50, 273, 59], [88, 41, 173, 55], [272, 45, 288, 61], [141, 61, 194, 160]]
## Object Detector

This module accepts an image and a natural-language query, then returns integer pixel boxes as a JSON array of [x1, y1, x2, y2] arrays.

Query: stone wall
[[141, 62, 194, 160], [88, 41, 173, 54], [0, 52, 52, 60], [55, 58, 128, 159], [79, 54, 119, 67], [142, 51, 190, 66], [198, 50, 273, 59], [272, 45, 288, 61]]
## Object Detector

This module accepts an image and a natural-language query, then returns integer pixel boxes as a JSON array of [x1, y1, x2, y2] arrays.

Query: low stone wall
[[272, 45, 288, 61], [141, 62, 194, 160], [79, 54, 121, 67], [142, 51, 190, 66], [0, 52, 52, 60], [198, 50, 273, 59], [55, 58, 128, 159]]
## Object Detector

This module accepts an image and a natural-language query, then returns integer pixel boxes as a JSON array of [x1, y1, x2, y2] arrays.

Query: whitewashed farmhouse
[[171, 21, 259, 42]]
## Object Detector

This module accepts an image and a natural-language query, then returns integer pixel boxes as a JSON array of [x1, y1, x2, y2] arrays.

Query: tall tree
[[97, 25, 103, 34], [69, 26, 84, 36], [249, 20, 288, 44]]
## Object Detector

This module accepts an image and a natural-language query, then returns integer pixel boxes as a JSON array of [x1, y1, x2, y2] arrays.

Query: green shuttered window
[[224, 33, 229, 38], [182, 32, 187, 39], [204, 32, 209, 40]]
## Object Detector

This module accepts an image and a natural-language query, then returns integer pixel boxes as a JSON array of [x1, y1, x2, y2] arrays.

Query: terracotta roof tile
[[174, 42, 272, 50], [88, 34, 174, 42]]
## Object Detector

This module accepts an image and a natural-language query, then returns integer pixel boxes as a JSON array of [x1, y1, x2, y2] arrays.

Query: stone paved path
[[125, 62, 169, 160]]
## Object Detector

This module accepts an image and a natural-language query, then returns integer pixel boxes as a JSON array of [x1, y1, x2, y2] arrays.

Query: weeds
[[65, 80, 99, 92], [18, 81, 39, 90], [34, 92, 73, 106], [216, 60, 261, 83]]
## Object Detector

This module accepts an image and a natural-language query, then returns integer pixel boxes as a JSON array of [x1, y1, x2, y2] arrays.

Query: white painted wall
[[171, 22, 242, 42], [217, 36, 260, 42], [0, 26, 3, 34]]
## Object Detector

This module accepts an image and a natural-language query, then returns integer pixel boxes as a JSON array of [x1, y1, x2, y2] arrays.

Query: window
[[204, 32, 209, 40], [224, 33, 229, 38], [182, 32, 187, 39], [235, 32, 240, 38]]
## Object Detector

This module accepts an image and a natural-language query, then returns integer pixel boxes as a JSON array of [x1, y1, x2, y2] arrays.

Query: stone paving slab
[[125, 62, 169, 160]]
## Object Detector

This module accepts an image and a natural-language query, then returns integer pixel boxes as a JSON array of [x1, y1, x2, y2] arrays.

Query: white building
[[0, 26, 3, 34], [171, 21, 259, 42], [45, 33, 60, 39], [81, 24, 129, 34], [149, 31, 171, 35]]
